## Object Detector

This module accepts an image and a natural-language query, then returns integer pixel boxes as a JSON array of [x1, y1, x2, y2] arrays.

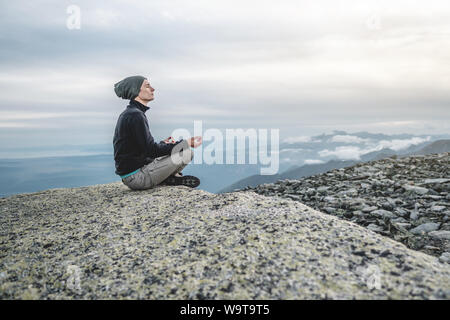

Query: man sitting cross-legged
[[113, 75, 202, 190]]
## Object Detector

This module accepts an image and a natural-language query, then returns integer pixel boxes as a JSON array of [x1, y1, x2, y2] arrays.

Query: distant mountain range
[[412, 139, 450, 155], [218, 139, 450, 193], [1, 131, 449, 198]]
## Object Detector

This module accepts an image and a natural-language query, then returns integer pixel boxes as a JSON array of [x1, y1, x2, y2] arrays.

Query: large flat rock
[[0, 182, 449, 299]]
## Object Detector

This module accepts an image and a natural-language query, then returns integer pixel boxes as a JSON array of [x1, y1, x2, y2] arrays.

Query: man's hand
[[162, 136, 176, 144], [187, 136, 202, 148]]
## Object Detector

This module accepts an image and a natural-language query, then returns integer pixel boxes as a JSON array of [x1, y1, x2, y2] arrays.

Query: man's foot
[[160, 174, 200, 188]]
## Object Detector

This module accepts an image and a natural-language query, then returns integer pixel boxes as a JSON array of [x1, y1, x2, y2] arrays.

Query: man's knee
[[170, 147, 193, 166], [182, 147, 194, 164]]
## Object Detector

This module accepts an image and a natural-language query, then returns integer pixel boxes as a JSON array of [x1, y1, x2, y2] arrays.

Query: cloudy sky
[[0, 0, 449, 151]]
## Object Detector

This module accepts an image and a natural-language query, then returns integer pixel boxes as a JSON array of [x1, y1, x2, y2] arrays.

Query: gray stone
[[381, 201, 394, 210], [439, 252, 450, 264], [423, 178, 450, 185], [394, 222, 412, 230], [352, 210, 363, 217], [428, 189, 441, 196], [402, 185, 429, 195], [371, 209, 396, 219], [317, 186, 330, 194], [391, 217, 407, 224], [367, 224, 384, 232], [425, 195, 443, 200], [338, 188, 358, 196], [429, 230, 450, 240], [323, 196, 337, 203], [410, 209, 420, 220], [394, 207, 408, 217], [362, 206, 378, 213], [286, 194, 300, 201], [431, 205, 446, 212], [410, 223, 440, 235], [323, 207, 336, 214]]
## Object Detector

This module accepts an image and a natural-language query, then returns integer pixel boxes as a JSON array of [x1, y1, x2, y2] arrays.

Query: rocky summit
[[241, 152, 450, 262], [0, 176, 449, 299]]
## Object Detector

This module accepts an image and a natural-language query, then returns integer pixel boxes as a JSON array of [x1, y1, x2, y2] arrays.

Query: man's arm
[[129, 113, 185, 158]]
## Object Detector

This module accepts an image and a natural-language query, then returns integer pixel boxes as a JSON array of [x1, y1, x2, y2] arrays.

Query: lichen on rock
[[0, 182, 449, 299]]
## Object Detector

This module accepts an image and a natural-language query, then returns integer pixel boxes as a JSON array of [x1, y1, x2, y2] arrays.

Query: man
[[113, 75, 202, 190]]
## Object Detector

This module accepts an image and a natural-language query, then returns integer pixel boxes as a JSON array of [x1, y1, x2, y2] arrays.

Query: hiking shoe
[[160, 174, 200, 188]]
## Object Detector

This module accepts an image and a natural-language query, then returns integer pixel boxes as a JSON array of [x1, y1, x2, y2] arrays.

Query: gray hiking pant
[[121, 139, 193, 190]]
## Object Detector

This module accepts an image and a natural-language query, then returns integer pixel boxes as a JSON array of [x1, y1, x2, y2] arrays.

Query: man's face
[[138, 79, 155, 101]]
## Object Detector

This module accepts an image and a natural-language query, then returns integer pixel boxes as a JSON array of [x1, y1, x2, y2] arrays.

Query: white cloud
[[0, 122, 47, 129], [92, 9, 121, 28], [161, 10, 176, 21], [0, 111, 108, 120], [319, 146, 362, 160], [329, 135, 370, 144], [280, 148, 305, 153], [373, 136, 431, 151], [283, 136, 313, 144], [318, 136, 432, 160], [304, 159, 325, 164], [0, 111, 114, 129], [0, 68, 116, 105], [0, 0, 449, 150], [299, 120, 450, 136]]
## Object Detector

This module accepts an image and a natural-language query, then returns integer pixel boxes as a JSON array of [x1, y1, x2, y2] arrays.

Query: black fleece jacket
[[113, 99, 184, 176]]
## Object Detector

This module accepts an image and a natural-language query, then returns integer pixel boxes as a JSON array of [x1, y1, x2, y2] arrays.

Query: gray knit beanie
[[114, 75, 146, 100]]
